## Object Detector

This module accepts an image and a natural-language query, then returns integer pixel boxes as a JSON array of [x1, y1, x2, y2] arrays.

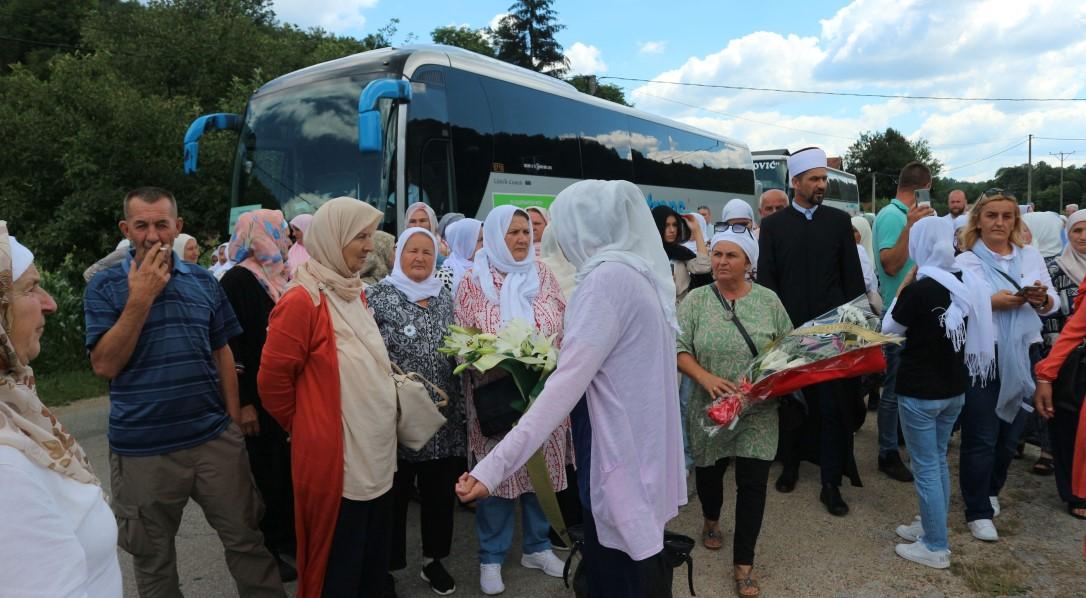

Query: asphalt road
[[57, 396, 1084, 597]]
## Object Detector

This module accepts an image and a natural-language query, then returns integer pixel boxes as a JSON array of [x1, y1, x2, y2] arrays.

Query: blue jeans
[[959, 376, 1027, 522], [475, 493, 552, 564], [899, 394, 964, 552], [878, 343, 902, 457]]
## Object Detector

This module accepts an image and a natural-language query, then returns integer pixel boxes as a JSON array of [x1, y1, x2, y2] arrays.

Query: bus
[[752, 149, 861, 215], [182, 45, 758, 233]]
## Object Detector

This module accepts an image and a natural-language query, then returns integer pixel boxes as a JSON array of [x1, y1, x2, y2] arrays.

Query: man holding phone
[[873, 161, 935, 483]]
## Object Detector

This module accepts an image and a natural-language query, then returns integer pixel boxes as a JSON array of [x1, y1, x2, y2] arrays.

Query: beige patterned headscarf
[[0, 221, 99, 486]]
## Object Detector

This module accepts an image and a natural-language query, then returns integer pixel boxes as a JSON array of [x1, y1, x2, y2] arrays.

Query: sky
[[270, 0, 1086, 182]]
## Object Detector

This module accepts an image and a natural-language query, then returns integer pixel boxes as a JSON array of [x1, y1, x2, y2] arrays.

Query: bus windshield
[[754, 158, 787, 191], [231, 73, 397, 220]]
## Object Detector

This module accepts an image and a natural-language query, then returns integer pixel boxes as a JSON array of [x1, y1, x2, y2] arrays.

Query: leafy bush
[[35, 255, 91, 377]]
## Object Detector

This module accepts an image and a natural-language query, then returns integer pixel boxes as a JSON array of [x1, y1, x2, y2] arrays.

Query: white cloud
[[272, 0, 378, 33], [489, 12, 511, 31], [638, 41, 667, 55], [566, 42, 607, 75]]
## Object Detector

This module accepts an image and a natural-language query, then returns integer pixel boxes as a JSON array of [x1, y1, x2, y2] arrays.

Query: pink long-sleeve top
[[471, 262, 688, 560]]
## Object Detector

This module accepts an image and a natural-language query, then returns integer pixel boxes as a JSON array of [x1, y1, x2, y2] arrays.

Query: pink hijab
[[229, 210, 291, 302], [288, 213, 313, 275]]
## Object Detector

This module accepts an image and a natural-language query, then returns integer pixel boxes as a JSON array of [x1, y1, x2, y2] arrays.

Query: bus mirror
[[358, 79, 412, 154], [183, 113, 241, 174]]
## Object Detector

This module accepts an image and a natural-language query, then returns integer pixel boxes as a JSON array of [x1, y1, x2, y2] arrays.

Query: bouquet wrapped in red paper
[[707, 295, 901, 429]]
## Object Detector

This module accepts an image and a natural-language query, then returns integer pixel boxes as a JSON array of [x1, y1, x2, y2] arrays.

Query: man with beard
[[946, 189, 967, 218], [757, 147, 867, 516]]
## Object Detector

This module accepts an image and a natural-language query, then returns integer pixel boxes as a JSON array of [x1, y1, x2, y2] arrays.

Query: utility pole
[[1027, 134, 1033, 205], [1050, 151, 1076, 212], [871, 172, 876, 212]]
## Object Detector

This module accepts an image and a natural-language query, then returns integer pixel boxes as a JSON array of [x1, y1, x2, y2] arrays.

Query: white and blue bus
[[183, 45, 758, 232], [752, 149, 860, 215]]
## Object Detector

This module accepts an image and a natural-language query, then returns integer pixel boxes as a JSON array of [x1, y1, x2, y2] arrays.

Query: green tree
[[431, 25, 495, 57], [844, 128, 942, 207], [567, 75, 630, 106], [0, 0, 100, 75], [494, 0, 569, 77]]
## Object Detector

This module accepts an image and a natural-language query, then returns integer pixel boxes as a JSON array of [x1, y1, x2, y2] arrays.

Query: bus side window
[[420, 138, 454, 216]]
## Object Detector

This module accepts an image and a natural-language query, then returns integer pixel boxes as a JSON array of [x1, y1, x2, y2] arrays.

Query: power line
[[1035, 136, 1086, 141], [605, 76, 1086, 103], [636, 91, 856, 140], [943, 139, 1027, 173], [0, 34, 84, 51]]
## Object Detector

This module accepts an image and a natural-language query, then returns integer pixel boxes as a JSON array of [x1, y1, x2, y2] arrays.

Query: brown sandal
[[735, 573, 760, 597], [702, 525, 723, 550]]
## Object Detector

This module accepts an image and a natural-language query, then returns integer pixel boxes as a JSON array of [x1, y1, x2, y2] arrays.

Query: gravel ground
[[57, 397, 1084, 597]]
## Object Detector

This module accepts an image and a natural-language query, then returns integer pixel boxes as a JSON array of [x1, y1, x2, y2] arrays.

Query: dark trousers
[[694, 457, 772, 566], [322, 492, 394, 598], [556, 464, 584, 532], [246, 409, 295, 557], [1050, 407, 1086, 506], [390, 457, 458, 570], [777, 383, 849, 486], [959, 378, 1026, 522]]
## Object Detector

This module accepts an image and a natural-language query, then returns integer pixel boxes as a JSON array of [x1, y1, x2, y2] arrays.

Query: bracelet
[[1037, 380, 1053, 385]]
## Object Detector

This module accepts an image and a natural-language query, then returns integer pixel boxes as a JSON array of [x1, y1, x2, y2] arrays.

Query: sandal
[[1031, 456, 1055, 476], [702, 526, 723, 550], [1068, 503, 1086, 520], [734, 571, 760, 597]]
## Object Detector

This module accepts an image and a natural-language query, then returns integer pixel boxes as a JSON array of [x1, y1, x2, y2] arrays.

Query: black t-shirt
[[892, 276, 969, 399]]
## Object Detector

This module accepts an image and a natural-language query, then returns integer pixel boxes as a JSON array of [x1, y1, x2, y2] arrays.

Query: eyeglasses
[[983, 187, 1017, 200]]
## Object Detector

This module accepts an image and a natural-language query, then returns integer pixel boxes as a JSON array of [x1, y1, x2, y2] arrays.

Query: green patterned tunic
[[677, 283, 793, 465]]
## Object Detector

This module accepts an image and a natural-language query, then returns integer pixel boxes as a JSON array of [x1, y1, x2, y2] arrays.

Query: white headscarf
[[406, 202, 438, 234], [539, 226, 577, 300], [473, 205, 540, 326], [550, 180, 679, 333], [721, 198, 755, 224], [172, 233, 196, 262], [443, 218, 482, 295], [9, 236, 32, 281], [1057, 209, 1086, 285], [1022, 211, 1064, 258], [851, 216, 874, 263], [909, 217, 994, 381], [710, 229, 759, 267], [380, 227, 444, 302], [681, 212, 709, 252]]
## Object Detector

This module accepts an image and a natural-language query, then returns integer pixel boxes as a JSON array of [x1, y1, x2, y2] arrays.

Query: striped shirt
[[84, 251, 241, 456]]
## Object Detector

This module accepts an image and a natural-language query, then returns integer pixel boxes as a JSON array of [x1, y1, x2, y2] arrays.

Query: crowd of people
[[3, 146, 1086, 598]]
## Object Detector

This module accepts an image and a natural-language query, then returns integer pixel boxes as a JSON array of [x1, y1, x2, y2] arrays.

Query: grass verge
[[35, 367, 108, 407], [950, 560, 1030, 596]]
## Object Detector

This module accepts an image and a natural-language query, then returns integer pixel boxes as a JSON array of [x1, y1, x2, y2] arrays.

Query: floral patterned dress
[[677, 283, 793, 465], [454, 263, 571, 499], [367, 283, 465, 463]]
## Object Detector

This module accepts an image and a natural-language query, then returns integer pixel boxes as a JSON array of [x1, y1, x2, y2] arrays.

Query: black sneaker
[[421, 560, 456, 595], [878, 452, 914, 482]]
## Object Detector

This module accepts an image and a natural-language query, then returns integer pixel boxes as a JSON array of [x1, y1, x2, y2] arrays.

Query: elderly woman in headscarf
[[652, 205, 709, 304], [173, 233, 200, 264], [288, 214, 314, 275], [367, 227, 464, 595], [213, 242, 235, 280], [0, 222, 122, 597], [436, 217, 483, 295], [258, 198, 399, 597], [219, 210, 297, 581], [360, 230, 395, 286], [525, 206, 550, 257], [883, 217, 993, 570], [852, 216, 881, 313], [676, 227, 792, 595], [407, 202, 446, 267], [457, 180, 687, 597], [1032, 209, 1086, 516], [452, 204, 570, 595]]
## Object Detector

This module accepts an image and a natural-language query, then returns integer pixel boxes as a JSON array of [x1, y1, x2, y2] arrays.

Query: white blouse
[[0, 445, 121, 598], [955, 244, 1059, 345]]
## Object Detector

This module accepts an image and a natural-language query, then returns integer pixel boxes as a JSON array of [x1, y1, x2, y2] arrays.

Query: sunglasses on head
[[714, 222, 752, 234], [983, 187, 1017, 200]]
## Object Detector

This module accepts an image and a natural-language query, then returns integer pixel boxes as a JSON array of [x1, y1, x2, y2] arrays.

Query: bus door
[[404, 67, 454, 228]]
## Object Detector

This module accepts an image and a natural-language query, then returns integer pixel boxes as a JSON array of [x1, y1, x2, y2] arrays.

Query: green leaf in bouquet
[[496, 359, 543, 403], [473, 352, 507, 373]]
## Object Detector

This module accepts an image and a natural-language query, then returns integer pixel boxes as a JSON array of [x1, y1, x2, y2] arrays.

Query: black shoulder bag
[[710, 284, 759, 358]]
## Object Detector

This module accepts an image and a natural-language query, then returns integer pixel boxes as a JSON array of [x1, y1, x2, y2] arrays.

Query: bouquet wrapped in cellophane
[[706, 295, 902, 430]]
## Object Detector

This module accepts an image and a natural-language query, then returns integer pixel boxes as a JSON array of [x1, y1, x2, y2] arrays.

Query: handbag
[[392, 363, 449, 451], [472, 374, 523, 437], [563, 524, 696, 597]]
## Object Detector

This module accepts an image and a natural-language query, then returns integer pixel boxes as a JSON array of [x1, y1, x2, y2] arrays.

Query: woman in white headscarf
[[852, 216, 882, 313], [172, 233, 199, 263], [258, 197, 399, 597], [458, 181, 687, 598], [452, 204, 571, 595], [368, 228, 463, 594], [436, 217, 483, 295], [682, 212, 712, 253], [721, 198, 755, 227], [525, 206, 550, 257], [288, 213, 314, 275], [539, 226, 576, 301], [0, 222, 122, 597], [882, 217, 993, 570]]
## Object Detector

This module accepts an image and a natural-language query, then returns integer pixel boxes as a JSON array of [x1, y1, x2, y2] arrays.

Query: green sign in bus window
[[493, 193, 556, 209]]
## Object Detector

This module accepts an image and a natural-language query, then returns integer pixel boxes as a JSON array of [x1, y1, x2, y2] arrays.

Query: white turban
[[721, 198, 755, 224], [710, 229, 759, 267], [787, 147, 827, 177], [9, 236, 33, 281]]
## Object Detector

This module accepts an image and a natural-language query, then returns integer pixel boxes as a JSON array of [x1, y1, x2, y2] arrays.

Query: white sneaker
[[480, 563, 504, 595], [968, 519, 999, 542], [895, 516, 924, 542], [990, 496, 1001, 517], [521, 550, 565, 578], [895, 541, 950, 569]]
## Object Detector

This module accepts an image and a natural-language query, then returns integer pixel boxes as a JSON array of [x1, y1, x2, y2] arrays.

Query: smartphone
[[915, 188, 931, 209], [1015, 285, 1043, 297]]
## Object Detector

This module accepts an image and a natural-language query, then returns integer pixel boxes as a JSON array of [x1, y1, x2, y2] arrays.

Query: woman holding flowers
[[454, 204, 570, 595], [676, 228, 792, 597], [368, 227, 463, 595]]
